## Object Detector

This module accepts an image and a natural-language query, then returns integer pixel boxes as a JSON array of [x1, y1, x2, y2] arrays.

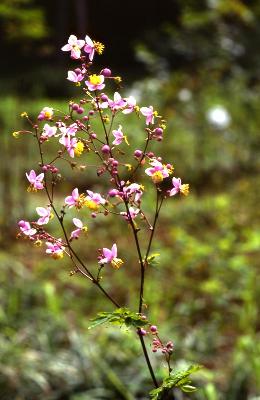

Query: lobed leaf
[[88, 308, 147, 330], [150, 364, 202, 399]]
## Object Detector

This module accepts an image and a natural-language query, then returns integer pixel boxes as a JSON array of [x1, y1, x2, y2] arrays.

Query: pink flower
[[122, 96, 137, 114], [59, 123, 78, 136], [145, 159, 171, 184], [85, 74, 105, 91], [85, 190, 105, 211], [112, 125, 124, 145], [65, 188, 80, 207], [123, 183, 143, 203], [42, 124, 57, 138], [84, 35, 95, 61], [70, 218, 88, 239], [169, 177, 189, 196], [70, 218, 83, 239], [61, 35, 85, 59], [59, 134, 77, 157], [108, 92, 127, 112], [46, 239, 65, 259], [140, 106, 155, 125], [65, 188, 86, 209], [99, 244, 124, 269], [18, 220, 36, 236], [36, 206, 51, 225], [26, 170, 44, 190], [38, 107, 54, 121], [120, 207, 140, 220], [67, 70, 84, 83]]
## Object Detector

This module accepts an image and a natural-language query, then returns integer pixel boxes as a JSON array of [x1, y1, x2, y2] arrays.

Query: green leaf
[[150, 364, 202, 399], [88, 308, 147, 330], [145, 253, 160, 267]]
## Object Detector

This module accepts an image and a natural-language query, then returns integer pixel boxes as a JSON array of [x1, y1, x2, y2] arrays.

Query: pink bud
[[101, 145, 110, 154], [77, 107, 84, 114], [37, 113, 44, 121], [134, 149, 142, 158], [101, 68, 111, 77], [154, 127, 163, 136], [101, 94, 108, 101], [72, 103, 79, 111], [150, 325, 158, 334], [108, 189, 118, 197]]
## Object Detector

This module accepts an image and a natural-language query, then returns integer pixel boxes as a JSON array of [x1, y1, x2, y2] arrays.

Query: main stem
[[95, 105, 159, 388]]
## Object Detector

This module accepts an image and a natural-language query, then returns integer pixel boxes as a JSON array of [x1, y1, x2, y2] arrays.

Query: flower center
[[93, 41, 105, 54], [89, 74, 102, 85], [111, 258, 124, 269], [152, 171, 164, 183], [180, 184, 189, 196], [74, 141, 84, 157], [85, 199, 99, 211]]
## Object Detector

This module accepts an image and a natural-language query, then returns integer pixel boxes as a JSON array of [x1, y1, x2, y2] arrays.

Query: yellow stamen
[[74, 141, 84, 157], [52, 251, 64, 260], [44, 110, 53, 119], [76, 194, 87, 209], [180, 184, 189, 196], [114, 76, 122, 83], [34, 240, 42, 247], [125, 163, 132, 171], [102, 115, 110, 124], [89, 74, 103, 85], [12, 131, 20, 138], [93, 41, 105, 55], [152, 171, 164, 184], [111, 258, 124, 269], [85, 199, 99, 211], [124, 136, 130, 145], [20, 112, 28, 118], [167, 165, 174, 174]]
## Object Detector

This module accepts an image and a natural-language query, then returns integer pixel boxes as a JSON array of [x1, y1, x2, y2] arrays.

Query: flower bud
[[77, 107, 84, 114], [101, 68, 111, 77], [108, 189, 118, 197], [101, 145, 110, 154], [101, 93, 108, 101], [150, 325, 158, 334], [72, 103, 79, 111], [134, 149, 142, 158], [154, 127, 163, 136]]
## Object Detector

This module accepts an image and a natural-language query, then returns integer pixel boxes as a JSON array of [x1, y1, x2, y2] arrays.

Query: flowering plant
[[14, 33, 200, 398]]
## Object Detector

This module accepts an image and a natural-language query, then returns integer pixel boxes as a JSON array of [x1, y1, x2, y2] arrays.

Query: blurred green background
[[1, 0, 260, 399]]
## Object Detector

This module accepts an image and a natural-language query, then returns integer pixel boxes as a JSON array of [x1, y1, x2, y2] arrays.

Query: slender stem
[[138, 190, 164, 314], [139, 334, 159, 388]]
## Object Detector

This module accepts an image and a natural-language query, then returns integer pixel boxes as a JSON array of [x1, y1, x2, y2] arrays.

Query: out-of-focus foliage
[[0, 0, 48, 41], [1, 0, 260, 399]]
